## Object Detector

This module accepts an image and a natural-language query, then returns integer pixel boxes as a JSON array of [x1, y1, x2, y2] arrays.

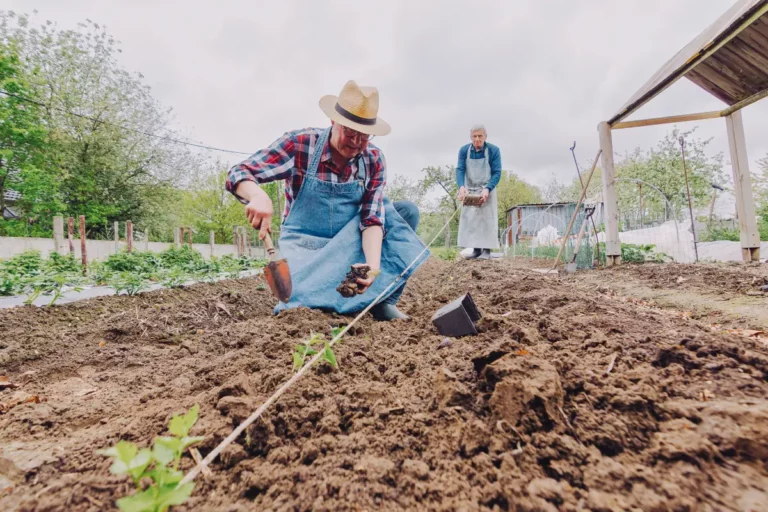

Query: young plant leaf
[[98, 440, 138, 465], [292, 351, 304, 371], [147, 466, 184, 487], [168, 404, 199, 438], [178, 436, 205, 452], [152, 438, 176, 467], [156, 482, 196, 511], [115, 488, 156, 512], [322, 342, 338, 369], [154, 436, 183, 461]]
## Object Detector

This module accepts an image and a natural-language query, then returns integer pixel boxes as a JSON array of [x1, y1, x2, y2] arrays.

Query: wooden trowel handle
[[262, 231, 277, 258]]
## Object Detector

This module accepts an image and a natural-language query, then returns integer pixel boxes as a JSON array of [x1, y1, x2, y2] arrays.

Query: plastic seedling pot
[[431, 292, 482, 337]]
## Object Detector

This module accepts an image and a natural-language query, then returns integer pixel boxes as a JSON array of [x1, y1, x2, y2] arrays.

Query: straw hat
[[319, 80, 391, 136]]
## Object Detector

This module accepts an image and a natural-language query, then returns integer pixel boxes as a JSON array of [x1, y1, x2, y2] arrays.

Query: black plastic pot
[[430, 292, 482, 337]]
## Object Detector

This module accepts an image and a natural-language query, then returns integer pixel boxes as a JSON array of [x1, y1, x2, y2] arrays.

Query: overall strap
[[356, 155, 366, 183], [307, 128, 331, 177]]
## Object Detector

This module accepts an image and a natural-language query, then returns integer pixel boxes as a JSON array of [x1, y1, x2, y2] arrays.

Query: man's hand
[[245, 194, 274, 240], [353, 263, 379, 294], [458, 186, 468, 202], [479, 188, 490, 205]]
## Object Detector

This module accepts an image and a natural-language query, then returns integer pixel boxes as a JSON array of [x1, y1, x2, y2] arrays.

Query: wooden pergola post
[[725, 110, 761, 262], [598, 121, 621, 266]]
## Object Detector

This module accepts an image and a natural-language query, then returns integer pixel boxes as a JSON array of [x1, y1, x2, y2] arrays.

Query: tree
[[755, 154, 768, 211], [0, 11, 200, 237], [386, 174, 427, 208], [494, 171, 542, 225], [555, 128, 725, 226], [541, 173, 570, 203], [0, 46, 58, 236]]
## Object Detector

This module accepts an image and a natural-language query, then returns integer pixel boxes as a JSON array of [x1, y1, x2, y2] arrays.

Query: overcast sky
[[5, 0, 768, 190]]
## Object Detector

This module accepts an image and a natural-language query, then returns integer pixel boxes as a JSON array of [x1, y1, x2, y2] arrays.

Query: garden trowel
[[262, 234, 292, 303]]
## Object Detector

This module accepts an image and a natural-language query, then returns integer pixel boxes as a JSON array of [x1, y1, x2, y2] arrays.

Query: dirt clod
[[336, 265, 370, 298]]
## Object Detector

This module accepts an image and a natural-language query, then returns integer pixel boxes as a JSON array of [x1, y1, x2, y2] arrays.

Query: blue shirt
[[456, 142, 502, 191]]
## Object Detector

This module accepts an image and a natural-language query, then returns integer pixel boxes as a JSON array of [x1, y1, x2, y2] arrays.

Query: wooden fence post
[[233, 227, 240, 257], [174, 227, 181, 248], [238, 227, 245, 257], [126, 221, 133, 253], [53, 216, 64, 254], [79, 215, 87, 275], [209, 231, 215, 258], [68, 217, 75, 256], [144, 229, 150, 251], [114, 221, 120, 253], [187, 227, 193, 247]]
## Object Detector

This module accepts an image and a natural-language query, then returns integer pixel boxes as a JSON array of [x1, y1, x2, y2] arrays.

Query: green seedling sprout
[[98, 404, 204, 512], [292, 328, 343, 372]]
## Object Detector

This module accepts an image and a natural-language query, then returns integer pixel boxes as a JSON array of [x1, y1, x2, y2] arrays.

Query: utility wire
[[0, 89, 252, 156]]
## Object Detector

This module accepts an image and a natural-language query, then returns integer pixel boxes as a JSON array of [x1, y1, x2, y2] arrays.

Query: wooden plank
[[612, 110, 723, 130], [712, 46, 768, 92], [742, 15, 768, 49], [686, 68, 740, 104], [126, 221, 133, 253], [729, 35, 768, 73], [693, 58, 754, 100], [721, 87, 768, 116], [725, 110, 761, 258], [610, 1, 768, 124], [598, 122, 620, 265]]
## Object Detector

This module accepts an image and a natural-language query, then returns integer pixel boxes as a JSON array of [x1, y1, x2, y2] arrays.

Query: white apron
[[457, 146, 500, 249]]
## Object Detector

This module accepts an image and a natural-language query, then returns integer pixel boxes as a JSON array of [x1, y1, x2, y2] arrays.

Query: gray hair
[[470, 124, 487, 136]]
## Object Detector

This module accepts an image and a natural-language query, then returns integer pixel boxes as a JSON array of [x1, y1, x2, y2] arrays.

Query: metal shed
[[506, 202, 605, 242]]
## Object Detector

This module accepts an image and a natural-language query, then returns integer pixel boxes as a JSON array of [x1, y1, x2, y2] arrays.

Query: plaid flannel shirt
[[226, 127, 386, 230]]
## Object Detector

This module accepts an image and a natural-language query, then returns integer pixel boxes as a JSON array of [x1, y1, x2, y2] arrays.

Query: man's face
[[330, 122, 371, 160], [471, 130, 486, 150]]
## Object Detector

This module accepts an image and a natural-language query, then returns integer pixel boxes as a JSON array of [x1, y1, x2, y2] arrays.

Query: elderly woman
[[456, 125, 502, 259], [226, 80, 428, 321]]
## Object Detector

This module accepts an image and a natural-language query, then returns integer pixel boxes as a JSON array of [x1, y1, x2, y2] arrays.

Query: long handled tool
[[565, 205, 596, 272], [570, 142, 600, 268], [552, 148, 602, 271], [262, 232, 292, 302]]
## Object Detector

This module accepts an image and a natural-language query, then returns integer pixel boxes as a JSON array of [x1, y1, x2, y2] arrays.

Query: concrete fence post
[[53, 216, 64, 254]]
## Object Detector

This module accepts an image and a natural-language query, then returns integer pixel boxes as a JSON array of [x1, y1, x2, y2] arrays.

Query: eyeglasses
[[342, 126, 375, 142]]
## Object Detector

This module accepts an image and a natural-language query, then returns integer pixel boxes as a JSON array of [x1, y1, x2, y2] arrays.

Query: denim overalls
[[274, 128, 429, 315]]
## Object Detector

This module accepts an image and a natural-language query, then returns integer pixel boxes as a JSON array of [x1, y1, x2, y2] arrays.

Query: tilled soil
[[2, 259, 768, 511]]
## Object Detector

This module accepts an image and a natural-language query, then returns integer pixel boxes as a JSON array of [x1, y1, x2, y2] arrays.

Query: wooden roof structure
[[610, 0, 768, 126], [598, 0, 767, 264]]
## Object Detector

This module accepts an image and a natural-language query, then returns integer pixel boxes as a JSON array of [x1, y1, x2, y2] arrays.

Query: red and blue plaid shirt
[[226, 127, 386, 230]]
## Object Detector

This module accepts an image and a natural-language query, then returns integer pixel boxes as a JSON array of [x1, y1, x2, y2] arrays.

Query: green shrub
[[699, 227, 740, 242], [1, 250, 42, 276]]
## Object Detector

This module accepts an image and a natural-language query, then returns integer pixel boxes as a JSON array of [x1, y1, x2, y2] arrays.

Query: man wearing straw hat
[[456, 124, 501, 260], [227, 80, 428, 321]]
